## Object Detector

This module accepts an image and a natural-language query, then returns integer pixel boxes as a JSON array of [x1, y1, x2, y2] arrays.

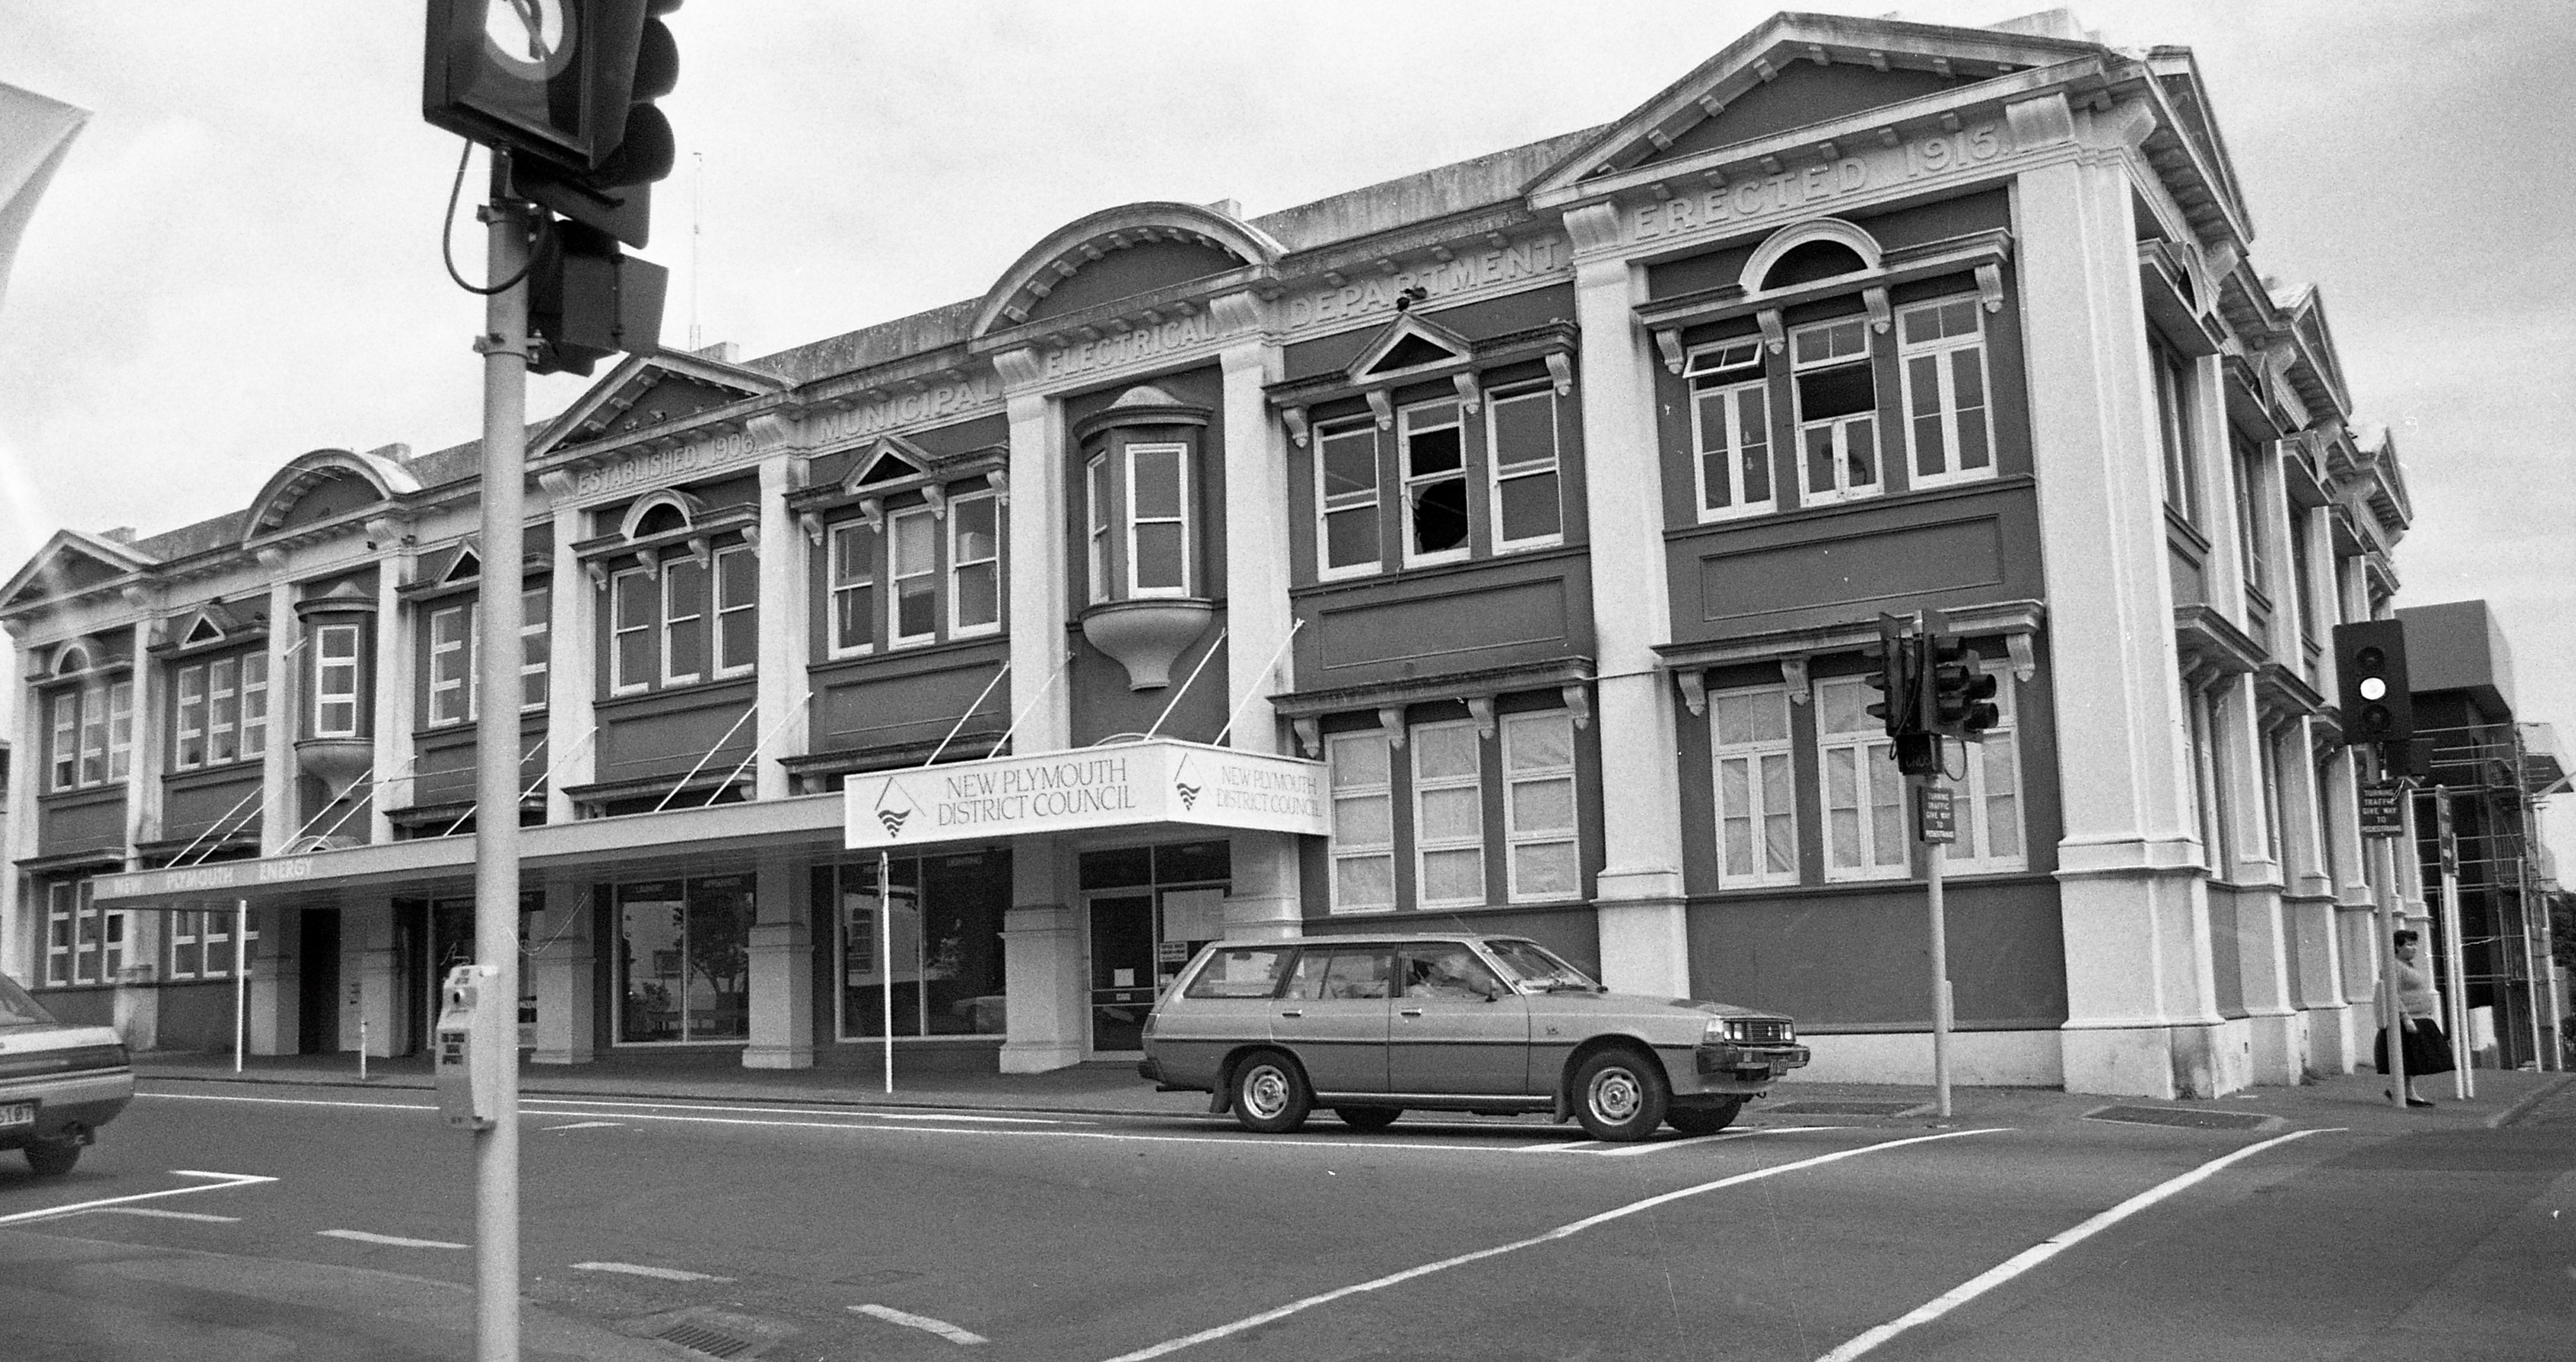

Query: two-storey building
[[2, 10, 2420, 1098]]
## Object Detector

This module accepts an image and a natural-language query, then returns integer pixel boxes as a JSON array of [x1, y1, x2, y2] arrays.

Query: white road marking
[[572, 1261, 733, 1282], [145, 1092, 442, 1114], [318, 1228, 469, 1250], [75, 1207, 241, 1223], [0, 1169, 278, 1227], [1098, 1128, 2006, 1361], [852, 1303, 989, 1345], [524, 1097, 1067, 1125], [544, 1121, 625, 1130], [1810, 1127, 2340, 1362]]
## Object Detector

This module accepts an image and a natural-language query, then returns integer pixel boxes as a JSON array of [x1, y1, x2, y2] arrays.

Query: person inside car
[[1406, 946, 1492, 1000]]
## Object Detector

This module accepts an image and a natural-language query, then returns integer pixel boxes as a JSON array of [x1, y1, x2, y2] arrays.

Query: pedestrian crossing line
[[573, 1261, 733, 1283], [544, 1121, 626, 1130], [318, 1228, 468, 1250]]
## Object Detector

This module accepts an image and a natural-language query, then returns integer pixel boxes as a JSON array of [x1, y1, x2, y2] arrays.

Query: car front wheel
[[24, 1140, 81, 1177], [1572, 1047, 1669, 1141], [1230, 1050, 1312, 1134], [1667, 1097, 1745, 1136]]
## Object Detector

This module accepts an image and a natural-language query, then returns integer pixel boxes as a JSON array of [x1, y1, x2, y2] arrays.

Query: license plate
[[0, 1102, 32, 1129]]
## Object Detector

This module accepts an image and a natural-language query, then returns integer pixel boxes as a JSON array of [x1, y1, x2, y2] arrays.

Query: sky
[[1, 0, 2570, 855]]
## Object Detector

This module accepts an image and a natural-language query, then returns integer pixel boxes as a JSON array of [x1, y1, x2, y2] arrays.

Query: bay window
[[1126, 443, 1191, 595], [313, 623, 362, 737]]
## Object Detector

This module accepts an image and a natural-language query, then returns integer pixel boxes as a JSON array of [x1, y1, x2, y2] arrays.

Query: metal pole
[[879, 850, 893, 1095], [471, 158, 530, 1362], [1915, 765, 1953, 1120], [233, 899, 247, 1074], [2436, 787, 2472, 1099], [2376, 801, 2409, 1108]]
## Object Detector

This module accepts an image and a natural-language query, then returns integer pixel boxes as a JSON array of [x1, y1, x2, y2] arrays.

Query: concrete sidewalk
[[135, 1047, 2574, 1134]]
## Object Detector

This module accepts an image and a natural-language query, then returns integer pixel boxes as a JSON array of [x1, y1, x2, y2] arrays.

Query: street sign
[[1915, 783, 1956, 844], [2435, 789, 2457, 877], [2358, 781, 2404, 837]]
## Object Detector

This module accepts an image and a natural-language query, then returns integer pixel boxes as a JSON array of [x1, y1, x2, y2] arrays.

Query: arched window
[[1761, 239, 1870, 290]]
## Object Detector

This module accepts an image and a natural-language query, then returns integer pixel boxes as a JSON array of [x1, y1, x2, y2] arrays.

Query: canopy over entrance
[[846, 738, 1326, 851]]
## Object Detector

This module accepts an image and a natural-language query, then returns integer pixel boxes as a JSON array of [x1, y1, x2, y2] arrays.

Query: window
[[889, 508, 939, 647], [1689, 340, 1774, 519], [662, 556, 709, 685], [1815, 675, 1908, 880], [1487, 384, 1563, 550], [1315, 419, 1381, 578], [167, 907, 254, 981], [1326, 730, 1395, 913], [2186, 684, 2230, 874], [314, 623, 361, 737], [948, 494, 1001, 636], [1411, 719, 1484, 908], [615, 876, 753, 1044], [49, 691, 75, 790], [1184, 945, 1294, 998], [520, 587, 550, 710], [611, 568, 655, 694], [49, 675, 133, 790], [1793, 318, 1880, 505], [828, 520, 877, 657], [713, 545, 757, 676], [1399, 401, 1469, 566], [1085, 454, 1111, 606], [44, 879, 122, 986], [175, 653, 264, 766], [427, 603, 472, 725], [2153, 337, 2200, 522], [1897, 296, 1994, 486], [1127, 442, 1191, 595], [1938, 681, 2026, 874], [1501, 711, 1579, 901], [2233, 438, 2269, 595], [1711, 685, 1798, 888]]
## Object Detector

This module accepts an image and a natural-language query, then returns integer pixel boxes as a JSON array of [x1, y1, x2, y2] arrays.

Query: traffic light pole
[[471, 162, 529, 1362], [1916, 765, 1954, 1120]]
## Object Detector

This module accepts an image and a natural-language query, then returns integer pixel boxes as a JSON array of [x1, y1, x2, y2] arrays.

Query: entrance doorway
[[1078, 840, 1232, 1054], [296, 910, 340, 1055]]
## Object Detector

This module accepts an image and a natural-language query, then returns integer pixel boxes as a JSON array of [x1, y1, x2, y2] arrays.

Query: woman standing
[[2376, 929, 2454, 1106]]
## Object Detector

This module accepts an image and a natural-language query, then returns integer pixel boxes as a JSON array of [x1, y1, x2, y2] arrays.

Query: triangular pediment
[[0, 529, 155, 615], [1531, 13, 2102, 196], [846, 435, 940, 492], [1346, 312, 1475, 384], [535, 349, 789, 454]]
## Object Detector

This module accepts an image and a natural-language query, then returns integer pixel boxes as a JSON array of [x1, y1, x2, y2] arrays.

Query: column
[[259, 570, 299, 854], [2012, 92, 2220, 1099], [248, 903, 299, 1056], [539, 474, 595, 823], [2220, 681, 2298, 1085], [997, 365, 1086, 1073], [2276, 717, 2348, 1072], [1218, 321, 1305, 941], [744, 857, 814, 1069], [120, 610, 167, 1050], [530, 881, 595, 1065], [0, 645, 36, 981], [370, 544, 413, 843], [123, 612, 165, 856], [351, 898, 400, 1057], [753, 455, 808, 801], [1565, 204, 1690, 997]]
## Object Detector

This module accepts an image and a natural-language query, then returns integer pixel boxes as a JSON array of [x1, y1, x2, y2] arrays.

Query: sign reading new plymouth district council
[[845, 739, 1328, 850]]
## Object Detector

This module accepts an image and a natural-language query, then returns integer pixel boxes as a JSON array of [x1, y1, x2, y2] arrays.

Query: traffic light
[[1863, 613, 1919, 739], [1925, 634, 2001, 740], [425, 0, 681, 247], [527, 221, 667, 376], [2333, 619, 2412, 746]]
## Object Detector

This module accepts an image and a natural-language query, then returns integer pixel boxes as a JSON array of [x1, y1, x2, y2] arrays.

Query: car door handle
[[1278, 1009, 1303, 1018], [1399, 1008, 1423, 1018]]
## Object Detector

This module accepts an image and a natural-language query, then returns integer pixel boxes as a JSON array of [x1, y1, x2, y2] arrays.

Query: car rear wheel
[[1572, 1047, 1668, 1141], [1666, 1097, 1745, 1136], [24, 1140, 80, 1177], [1333, 1106, 1401, 1132], [1230, 1050, 1311, 1134]]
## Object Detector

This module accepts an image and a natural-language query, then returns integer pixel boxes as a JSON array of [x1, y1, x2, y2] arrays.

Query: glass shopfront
[[827, 849, 1009, 1039], [1081, 839, 1231, 1052], [615, 876, 753, 1044]]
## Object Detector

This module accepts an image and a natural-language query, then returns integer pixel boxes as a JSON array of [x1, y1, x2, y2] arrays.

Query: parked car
[[1138, 933, 1807, 1141], [0, 973, 135, 1176]]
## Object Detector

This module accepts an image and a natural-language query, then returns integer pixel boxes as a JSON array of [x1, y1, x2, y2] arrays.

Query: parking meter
[[434, 963, 501, 1130]]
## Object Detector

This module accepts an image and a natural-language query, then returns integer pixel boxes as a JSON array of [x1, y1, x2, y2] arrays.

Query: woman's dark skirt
[[2375, 1019, 2457, 1076]]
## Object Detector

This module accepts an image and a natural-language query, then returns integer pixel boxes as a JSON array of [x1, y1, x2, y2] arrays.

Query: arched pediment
[[619, 489, 706, 542], [974, 202, 1286, 339], [1741, 218, 1882, 293], [241, 448, 420, 545]]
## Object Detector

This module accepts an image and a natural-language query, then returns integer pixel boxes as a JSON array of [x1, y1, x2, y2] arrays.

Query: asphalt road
[[1, 1078, 2568, 1361]]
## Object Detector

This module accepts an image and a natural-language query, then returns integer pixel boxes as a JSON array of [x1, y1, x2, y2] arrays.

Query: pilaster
[[1000, 837, 1084, 1074], [541, 475, 594, 823], [2011, 94, 2221, 1097], [0, 645, 34, 980], [1003, 381, 1071, 755], [530, 881, 595, 1064], [1219, 325, 1291, 752], [260, 575, 298, 855], [1568, 220, 1689, 997], [744, 857, 814, 1068], [124, 611, 163, 855], [370, 544, 413, 843], [248, 903, 298, 1055], [753, 456, 807, 801], [351, 899, 401, 1056]]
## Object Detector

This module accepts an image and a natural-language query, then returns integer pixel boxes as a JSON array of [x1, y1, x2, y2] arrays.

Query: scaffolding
[[2410, 721, 2568, 1071]]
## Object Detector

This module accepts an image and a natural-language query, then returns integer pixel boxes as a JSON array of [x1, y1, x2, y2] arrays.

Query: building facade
[[2, 11, 2425, 1097]]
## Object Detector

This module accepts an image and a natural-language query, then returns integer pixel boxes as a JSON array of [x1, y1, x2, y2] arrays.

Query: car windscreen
[[0, 973, 60, 1027], [1482, 939, 1600, 992]]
